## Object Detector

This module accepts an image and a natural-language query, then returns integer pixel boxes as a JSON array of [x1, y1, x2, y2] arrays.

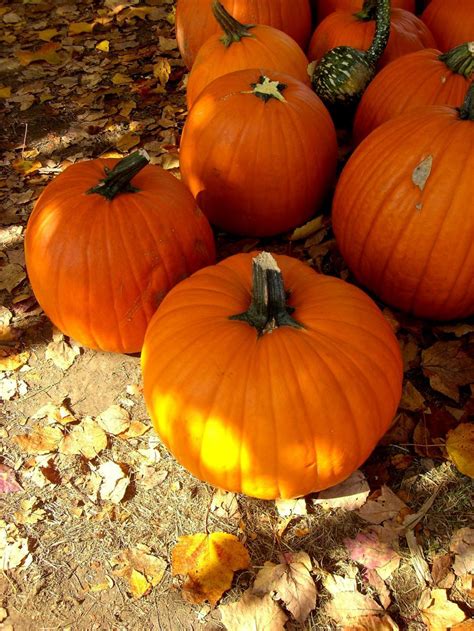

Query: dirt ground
[[1, 1, 473, 630]]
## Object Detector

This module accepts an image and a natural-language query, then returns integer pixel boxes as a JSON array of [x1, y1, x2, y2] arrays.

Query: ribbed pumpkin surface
[[308, 8, 436, 68], [313, 0, 415, 23], [353, 46, 473, 144], [333, 104, 474, 320], [141, 253, 403, 499], [422, 0, 474, 52], [24, 159, 216, 353], [180, 69, 338, 237], [176, 0, 312, 69]]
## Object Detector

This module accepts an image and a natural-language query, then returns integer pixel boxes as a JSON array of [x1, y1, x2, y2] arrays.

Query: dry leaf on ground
[[210, 489, 241, 522], [0, 521, 32, 570], [96, 404, 130, 435], [344, 532, 400, 580], [275, 498, 307, 518], [14, 425, 63, 454], [219, 590, 287, 631], [431, 554, 455, 588], [450, 528, 474, 577], [97, 461, 130, 503], [325, 589, 398, 629], [419, 588, 466, 629], [422, 341, 474, 402], [357, 486, 407, 525], [45, 333, 80, 370], [365, 568, 392, 609], [171, 532, 250, 606], [59, 417, 107, 459], [253, 551, 316, 623], [0, 464, 22, 493], [0, 350, 29, 372], [14, 497, 47, 525], [112, 546, 166, 599], [446, 424, 474, 478], [313, 469, 370, 511]]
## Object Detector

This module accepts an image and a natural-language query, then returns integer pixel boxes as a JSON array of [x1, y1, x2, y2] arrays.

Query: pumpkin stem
[[230, 252, 303, 336], [212, 0, 255, 47], [354, 0, 378, 21], [366, 0, 391, 66], [86, 149, 150, 200], [439, 42, 474, 79], [459, 81, 474, 120]]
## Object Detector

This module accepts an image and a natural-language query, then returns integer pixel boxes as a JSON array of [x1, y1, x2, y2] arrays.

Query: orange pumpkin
[[141, 251, 403, 499], [176, 0, 312, 69], [308, 1, 436, 69], [180, 69, 338, 237], [353, 43, 474, 144], [313, 0, 415, 23], [422, 0, 474, 52], [24, 151, 216, 353], [186, 1, 311, 109], [332, 83, 474, 320]]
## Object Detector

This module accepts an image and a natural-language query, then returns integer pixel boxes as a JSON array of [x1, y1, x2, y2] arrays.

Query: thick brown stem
[[87, 150, 149, 200]]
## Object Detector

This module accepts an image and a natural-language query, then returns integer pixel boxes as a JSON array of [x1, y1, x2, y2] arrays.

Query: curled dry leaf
[[112, 546, 166, 599], [0, 464, 23, 494], [0, 263, 26, 293], [32, 401, 75, 425], [357, 486, 407, 525], [313, 469, 370, 512], [0, 521, 32, 570], [96, 405, 130, 435], [97, 461, 130, 504], [171, 532, 250, 606], [422, 341, 474, 402], [219, 590, 288, 631], [59, 417, 107, 459], [420, 588, 466, 630], [210, 489, 241, 522], [14, 425, 63, 454], [45, 334, 80, 370], [344, 532, 400, 580], [365, 568, 392, 609], [450, 528, 474, 577], [253, 551, 316, 624], [446, 424, 474, 478]]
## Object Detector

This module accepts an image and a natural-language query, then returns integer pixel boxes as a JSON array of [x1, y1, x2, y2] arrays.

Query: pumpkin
[[141, 251, 403, 500], [353, 42, 474, 144], [313, 0, 415, 23], [187, 1, 311, 110], [422, 0, 474, 52], [176, 0, 312, 69], [332, 82, 474, 320], [24, 151, 216, 354], [311, 0, 391, 113], [180, 69, 338, 237], [307, 1, 436, 69]]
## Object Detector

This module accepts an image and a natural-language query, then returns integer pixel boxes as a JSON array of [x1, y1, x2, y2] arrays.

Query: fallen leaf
[[313, 469, 370, 511], [431, 553, 455, 588], [253, 551, 316, 623], [380, 413, 415, 446], [112, 72, 132, 85], [219, 590, 287, 631], [97, 461, 130, 504], [420, 588, 466, 629], [96, 40, 109, 51], [119, 420, 149, 439], [38, 29, 59, 41], [59, 417, 107, 459], [0, 521, 32, 570], [68, 22, 95, 35], [45, 334, 80, 370], [322, 571, 357, 595], [0, 350, 30, 372], [422, 341, 474, 402], [12, 159, 42, 175], [357, 486, 407, 525], [0, 464, 23, 494], [365, 568, 391, 609], [116, 133, 140, 152], [96, 405, 130, 435], [153, 58, 171, 87], [450, 528, 474, 577], [158, 36, 177, 52], [344, 532, 400, 580], [13, 425, 63, 454], [0, 86, 11, 98], [275, 498, 307, 518], [14, 497, 46, 525], [289, 216, 325, 241], [0, 263, 26, 292], [325, 589, 398, 629], [210, 489, 241, 522], [400, 381, 426, 412], [446, 424, 474, 478], [16, 43, 62, 66], [0, 377, 18, 401], [172, 532, 250, 606], [32, 401, 75, 426], [112, 546, 166, 598]]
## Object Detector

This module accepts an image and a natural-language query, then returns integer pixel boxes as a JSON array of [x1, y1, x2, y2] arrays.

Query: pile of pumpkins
[[24, 0, 474, 500]]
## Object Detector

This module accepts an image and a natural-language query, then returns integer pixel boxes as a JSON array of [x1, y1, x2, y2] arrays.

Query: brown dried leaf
[[16, 43, 62, 66], [59, 417, 107, 459], [13, 425, 63, 454], [14, 497, 46, 525], [313, 470, 370, 512], [219, 590, 287, 631], [325, 590, 398, 629], [357, 486, 407, 525], [0, 350, 29, 372], [400, 381, 425, 412], [446, 424, 474, 478], [380, 413, 415, 446], [210, 489, 241, 522], [0, 263, 26, 292], [365, 568, 391, 609], [45, 334, 80, 370], [0, 522, 32, 570], [450, 528, 474, 577], [422, 341, 474, 402], [112, 546, 166, 599]]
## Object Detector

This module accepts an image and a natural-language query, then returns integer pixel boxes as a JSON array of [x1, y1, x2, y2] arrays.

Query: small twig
[[21, 123, 28, 158]]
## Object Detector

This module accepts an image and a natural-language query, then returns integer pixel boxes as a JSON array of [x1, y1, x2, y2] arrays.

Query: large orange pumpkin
[[24, 151, 216, 353], [332, 83, 474, 320], [313, 0, 415, 23], [353, 43, 474, 144], [141, 251, 403, 500], [422, 0, 474, 52], [186, 1, 311, 109], [307, 2, 436, 69], [180, 69, 338, 237], [176, 0, 312, 69]]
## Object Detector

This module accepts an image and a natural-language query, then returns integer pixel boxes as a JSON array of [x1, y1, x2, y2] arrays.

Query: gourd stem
[[229, 252, 303, 336], [87, 150, 150, 200], [211, 0, 254, 47], [459, 82, 474, 120], [366, 0, 391, 66], [354, 0, 378, 21], [439, 42, 474, 79]]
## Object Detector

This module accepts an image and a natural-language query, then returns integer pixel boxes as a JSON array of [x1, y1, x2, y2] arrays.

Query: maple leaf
[[172, 532, 250, 606], [420, 588, 466, 629], [446, 424, 474, 478], [422, 341, 474, 402], [0, 464, 22, 494], [313, 469, 370, 511], [219, 590, 288, 631], [344, 532, 400, 580], [13, 425, 63, 454], [253, 551, 316, 623], [112, 546, 166, 599]]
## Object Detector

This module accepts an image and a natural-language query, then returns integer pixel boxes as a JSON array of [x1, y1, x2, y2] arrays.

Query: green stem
[[439, 42, 474, 79], [229, 252, 303, 336], [354, 0, 378, 21], [366, 0, 391, 66], [211, 0, 254, 47], [86, 150, 149, 200], [459, 82, 474, 120]]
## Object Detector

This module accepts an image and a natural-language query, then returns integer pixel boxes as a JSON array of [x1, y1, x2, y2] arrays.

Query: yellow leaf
[[38, 29, 58, 41], [16, 43, 62, 66], [112, 73, 132, 85], [96, 39, 109, 52], [0, 86, 11, 98], [0, 351, 29, 372], [12, 159, 42, 175], [59, 417, 107, 459], [13, 425, 63, 454], [116, 133, 140, 152], [68, 22, 95, 35], [112, 547, 166, 598], [129, 569, 151, 598], [119, 100, 136, 117], [172, 532, 250, 606], [421, 588, 466, 629], [446, 424, 474, 478]]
